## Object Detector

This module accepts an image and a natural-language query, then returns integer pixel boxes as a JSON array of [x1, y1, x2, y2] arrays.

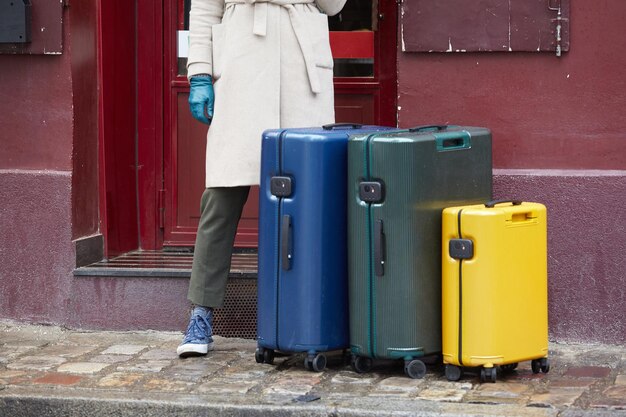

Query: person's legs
[[177, 186, 250, 357]]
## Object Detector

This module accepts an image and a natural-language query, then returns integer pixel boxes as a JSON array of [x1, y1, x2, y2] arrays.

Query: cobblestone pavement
[[0, 320, 624, 417]]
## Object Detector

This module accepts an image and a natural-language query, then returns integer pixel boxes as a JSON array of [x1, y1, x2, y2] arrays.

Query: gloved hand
[[188, 75, 214, 125]]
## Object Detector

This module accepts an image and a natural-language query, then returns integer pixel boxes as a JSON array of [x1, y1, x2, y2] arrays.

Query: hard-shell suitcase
[[256, 123, 392, 371], [347, 125, 493, 378], [442, 200, 549, 383]]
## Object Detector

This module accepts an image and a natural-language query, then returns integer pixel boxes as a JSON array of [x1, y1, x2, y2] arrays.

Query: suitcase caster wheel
[[304, 353, 326, 372], [351, 356, 373, 374], [500, 363, 518, 373], [445, 364, 462, 381], [312, 354, 327, 372], [404, 359, 426, 379], [263, 349, 275, 365], [531, 358, 550, 374], [480, 367, 497, 383], [255, 348, 264, 364]]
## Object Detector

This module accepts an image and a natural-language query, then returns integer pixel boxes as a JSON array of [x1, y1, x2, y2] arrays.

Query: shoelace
[[182, 313, 212, 344]]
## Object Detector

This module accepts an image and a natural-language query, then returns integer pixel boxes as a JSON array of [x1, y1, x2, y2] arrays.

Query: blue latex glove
[[188, 75, 215, 125]]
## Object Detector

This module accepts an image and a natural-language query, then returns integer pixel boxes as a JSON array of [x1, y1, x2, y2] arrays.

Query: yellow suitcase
[[442, 200, 549, 383]]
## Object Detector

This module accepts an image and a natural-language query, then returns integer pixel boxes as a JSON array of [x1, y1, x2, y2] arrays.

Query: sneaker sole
[[177, 342, 214, 358]]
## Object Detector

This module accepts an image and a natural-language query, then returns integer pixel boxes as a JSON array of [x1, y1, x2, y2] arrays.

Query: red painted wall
[[398, 1, 626, 169], [70, 0, 100, 240], [0, 44, 72, 171]]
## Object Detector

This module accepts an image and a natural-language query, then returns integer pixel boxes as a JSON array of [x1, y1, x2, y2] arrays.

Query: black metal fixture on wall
[[0, 0, 31, 43]]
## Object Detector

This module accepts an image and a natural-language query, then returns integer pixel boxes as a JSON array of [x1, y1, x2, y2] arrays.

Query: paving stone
[[97, 372, 145, 388], [0, 370, 27, 379], [32, 372, 83, 386], [139, 349, 179, 361], [57, 362, 111, 374], [331, 371, 379, 385], [116, 360, 172, 373], [143, 377, 195, 392], [101, 344, 148, 355], [465, 382, 531, 405], [198, 378, 258, 395], [377, 376, 424, 391], [550, 379, 595, 388], [0, 346, 40, 360], [417, 381, 473, 402], [564, 366, 612, 379], [589, 385, 626, 410], [166, 360, 224, 382], [37, 344, 98, 358], [529, 387, 586, 408], [89, 355, 134, 364], [203, 352, 241, 366], [6, 355, 67, 371]]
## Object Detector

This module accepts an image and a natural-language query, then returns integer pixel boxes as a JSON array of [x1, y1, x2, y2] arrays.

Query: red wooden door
[[162, 0, 397, 248]]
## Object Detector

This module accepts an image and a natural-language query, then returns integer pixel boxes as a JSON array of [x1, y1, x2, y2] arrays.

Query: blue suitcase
[[256, 123, 392, 371]]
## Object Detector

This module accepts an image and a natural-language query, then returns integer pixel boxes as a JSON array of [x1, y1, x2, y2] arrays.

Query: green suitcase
[[347, 125, 492, 378]]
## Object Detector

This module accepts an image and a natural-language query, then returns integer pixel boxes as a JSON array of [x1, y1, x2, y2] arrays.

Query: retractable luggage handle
[[485, 200, 522, 208], [322, 123, 364, 130]]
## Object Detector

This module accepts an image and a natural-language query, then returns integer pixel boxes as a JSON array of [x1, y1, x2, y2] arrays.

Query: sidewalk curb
[[3, 388, 624, 417]]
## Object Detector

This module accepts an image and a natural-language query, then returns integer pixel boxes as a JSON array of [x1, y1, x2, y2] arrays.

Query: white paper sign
[[177, 30, 189, 58]]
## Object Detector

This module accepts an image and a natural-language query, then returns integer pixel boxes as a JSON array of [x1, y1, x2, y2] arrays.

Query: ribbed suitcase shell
[[348, 126, 493, 367], [257, 125, 392, 361], [442, 201, 548, 372]]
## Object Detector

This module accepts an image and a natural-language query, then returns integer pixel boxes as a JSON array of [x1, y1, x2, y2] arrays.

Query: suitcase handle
[[322, 123, 363, 130], [485, 200, 522, 208], [408, 125, 448, 132], [434, 131, 471, 151], [281, 215, 292, 270], [374, 219, 385, 277]]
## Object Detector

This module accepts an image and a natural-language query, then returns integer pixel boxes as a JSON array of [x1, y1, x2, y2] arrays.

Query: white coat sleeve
[[315, 0, 347, 16], [187, 0, 225, 79]]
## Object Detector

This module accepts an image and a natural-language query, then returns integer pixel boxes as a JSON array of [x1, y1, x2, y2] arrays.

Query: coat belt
[[224, 0, 324, 94]]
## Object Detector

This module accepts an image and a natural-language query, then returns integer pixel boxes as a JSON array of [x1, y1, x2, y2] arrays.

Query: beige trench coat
[[188, 0, 346, 187]]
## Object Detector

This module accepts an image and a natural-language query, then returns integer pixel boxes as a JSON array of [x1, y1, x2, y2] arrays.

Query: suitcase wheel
[[500, 363, 518, 373], [351, 355, 373, 374], [531, 358, 550, 374], [445, 364, 463, 381], [304, 353, 327, 372], [404, 359, 427, 379], [255, 347, 275, 365], [480, 366, 497, 383]]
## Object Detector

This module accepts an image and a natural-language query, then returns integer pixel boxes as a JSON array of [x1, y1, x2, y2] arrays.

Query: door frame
[[130, 0, 398, 252], [136, 0, 165, 251]]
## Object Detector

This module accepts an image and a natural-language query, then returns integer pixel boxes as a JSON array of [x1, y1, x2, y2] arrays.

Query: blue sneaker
[[177, 306, 214, 358]]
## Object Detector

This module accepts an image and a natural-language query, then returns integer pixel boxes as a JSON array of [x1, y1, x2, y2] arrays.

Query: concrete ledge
[[0, 389, 562, 417]]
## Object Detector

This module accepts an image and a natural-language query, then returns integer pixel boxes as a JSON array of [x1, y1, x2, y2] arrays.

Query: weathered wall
[[397, 2, 626, 170], [0, 3, 100, 324], [398, 2, 626, 344], [494, 171, 626, 345]]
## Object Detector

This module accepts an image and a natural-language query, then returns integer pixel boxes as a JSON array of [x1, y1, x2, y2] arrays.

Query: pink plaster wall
[[397, 2, 626, 170]]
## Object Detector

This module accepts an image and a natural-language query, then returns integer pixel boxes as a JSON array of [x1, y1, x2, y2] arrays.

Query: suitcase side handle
[[281, 215, 292, 270], [322, 123, 364, 130], [408, 124, 448, 132], [485, 200, 522, 208], [434, 131, 471, 151], [374, 219, 385, 277]]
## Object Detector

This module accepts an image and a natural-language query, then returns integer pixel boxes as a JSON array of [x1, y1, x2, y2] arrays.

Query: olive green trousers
[[187, 186, 250, 307]]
